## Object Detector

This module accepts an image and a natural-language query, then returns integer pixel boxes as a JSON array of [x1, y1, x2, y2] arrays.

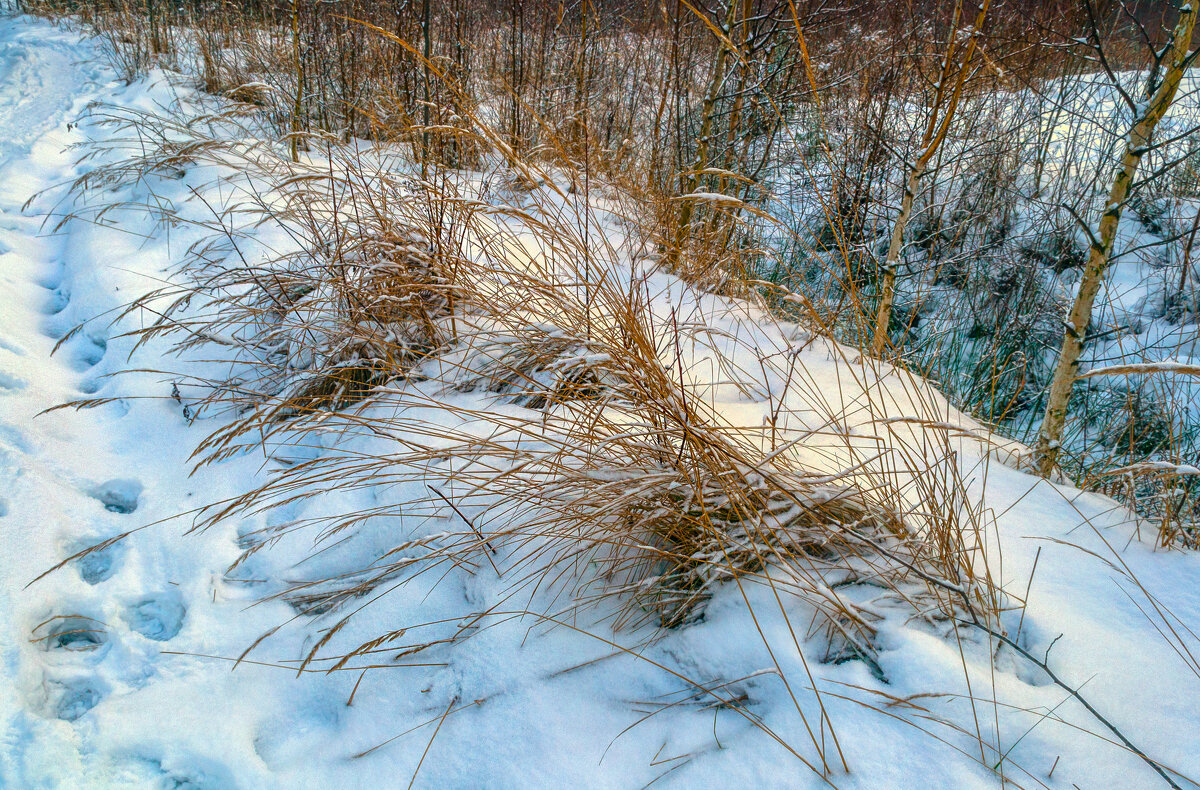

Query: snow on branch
[[1075, 361, 1200, 379]]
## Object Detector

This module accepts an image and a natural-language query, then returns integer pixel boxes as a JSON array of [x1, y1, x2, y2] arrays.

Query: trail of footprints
[[0, 222, 173, 727], [37, 255, 111, 380], [0, 210, 111, 399], [33, 480, 189, 723], [0, 36, 241, 786], [4, 176, 188, 727]]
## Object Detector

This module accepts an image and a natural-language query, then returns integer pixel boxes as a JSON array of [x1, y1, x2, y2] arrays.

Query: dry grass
[[37, 3, 1199, 783], [54, 85, 1008, 690]]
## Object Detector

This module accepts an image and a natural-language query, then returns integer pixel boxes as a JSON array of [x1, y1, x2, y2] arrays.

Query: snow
[[1077, 360, 1200, 378], [0, 13, 1197, 790], [676, 191, 746, 205]]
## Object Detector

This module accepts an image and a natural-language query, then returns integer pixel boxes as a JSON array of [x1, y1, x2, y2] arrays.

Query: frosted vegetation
[[765, 67, 1200, 538], [0, 1, 1198, 788]]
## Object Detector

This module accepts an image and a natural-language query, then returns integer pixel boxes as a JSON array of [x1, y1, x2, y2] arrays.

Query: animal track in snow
[[0, 335, 26, 356], [43, 285, 68, 315], [0, 368, 26, 391], [34, 614, 111, 658], [0, 424, 31, 454], [994, 637, 1055, 688], [34, 268, 63, 291], [123, 591, 185, 642], [70, 334, 106, 371], [128, 755, 241, 790], [72, 537, 125, 585], [0, 424, 30, 455], [49, 678, 105, 722], [90, 478, 142, 514]]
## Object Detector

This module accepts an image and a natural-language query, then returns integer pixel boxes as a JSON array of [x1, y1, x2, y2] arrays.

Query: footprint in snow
[[0, 335, 26, 356], [31, 613, 118, 722], [0, 368, 26, 392], [0, 424, 31, 453], [48, 677, 106, 722], [71, 536, 125, 585], [123, 591, 186, 642], [34, 267, 63, 291], [994, 639, 1055, 688], [89, 478, 142, 514], [128, 754, 241, 790], [69, 334, 106, 371], [42, 284, 68, 315], [33, 614, 111, 661]]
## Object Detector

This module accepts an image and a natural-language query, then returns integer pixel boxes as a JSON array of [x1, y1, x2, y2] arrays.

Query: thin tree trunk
[[289, 0, 302, 163], [666, 0, 739, 272], [1035, 4, 1197, 477], [421, 0, 431, 175], [571, 0, 590, 153], [870, 0, 991, 356]]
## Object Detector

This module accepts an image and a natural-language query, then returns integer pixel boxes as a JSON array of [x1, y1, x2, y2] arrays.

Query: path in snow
[[0, 16, 134, 774], [0, 17, 278, 788]]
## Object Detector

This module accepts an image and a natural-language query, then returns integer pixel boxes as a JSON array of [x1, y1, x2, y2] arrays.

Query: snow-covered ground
[[1, 14, 1199, 789]]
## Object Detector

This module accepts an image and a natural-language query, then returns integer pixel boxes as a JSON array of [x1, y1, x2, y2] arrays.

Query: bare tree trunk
[[421, 0, 431, 176], [870, 0, 991, 357], [707, 3, 750, 243], [289, 0, 302, 163], [571, 0, 590, 153], [1035, 4, 1197, 477], [665, 0, 738, 272], [508, 0, 524, 156]]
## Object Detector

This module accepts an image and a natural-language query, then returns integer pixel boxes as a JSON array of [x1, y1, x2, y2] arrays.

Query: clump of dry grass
[[60, 81, 1005, 647], [39, 58, 1030, 779], [64, 102, 997, 661], [60, 103, 469, 431]]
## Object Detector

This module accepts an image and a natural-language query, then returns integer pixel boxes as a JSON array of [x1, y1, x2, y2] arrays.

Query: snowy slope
[[764, 70, 1200, 487], [0, 14, 1198, 790]]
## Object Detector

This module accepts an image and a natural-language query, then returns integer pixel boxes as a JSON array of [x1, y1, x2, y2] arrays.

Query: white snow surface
[[0, 15, 1197, 790]]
